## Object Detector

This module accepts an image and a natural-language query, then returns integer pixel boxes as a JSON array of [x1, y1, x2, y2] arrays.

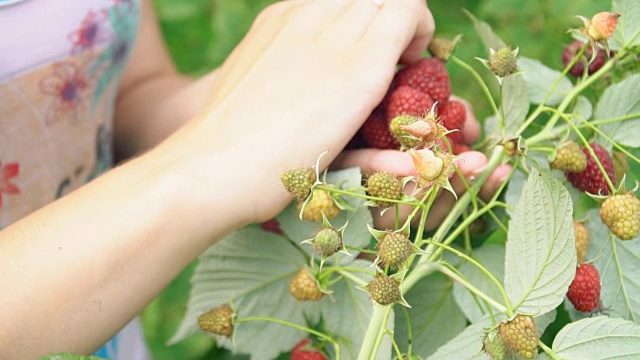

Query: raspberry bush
[[167, 3, 640, 359]]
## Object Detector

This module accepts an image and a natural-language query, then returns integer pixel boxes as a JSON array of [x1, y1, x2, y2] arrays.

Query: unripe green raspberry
[[390, 114, 422, 148], [499, 315, 538, 359], [313, 228, 342, 257], [289, 267, 324, 301], [369, 274, 401, 306], [428, 37, 456, 62], [367, 172, 403, 208], [600, 194, 640, 240], [377, 232, 412, 269], [198, 304, 234, 338], [281, 167, 316, 201], [551, 141, 588, 173], [489, 47, 518, 77], [297, 190, 341, 222], [483, 330, 508, 360]]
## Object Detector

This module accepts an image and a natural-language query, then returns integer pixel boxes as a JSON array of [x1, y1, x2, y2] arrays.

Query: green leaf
[[545, 317, 640, 359], [168, 228, 313, 359], [277, 167, 373, 265], [611, 0, 640, 50], [500, 74, 530, 136], [504, 169, 576, 315], [594, 74, 640, 148], [517, 57, 573, 106], [394, 273, 467, 357], [573, 95, 593, 122], [568, 208, 640, 323], [429, 311, 556, 360], [453, 244, 506, 323], [464, 9, 507, 55], [169, 228, 389, 359]]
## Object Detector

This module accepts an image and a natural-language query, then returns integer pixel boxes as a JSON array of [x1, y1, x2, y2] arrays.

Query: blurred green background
[[144, 0, 608, 359]]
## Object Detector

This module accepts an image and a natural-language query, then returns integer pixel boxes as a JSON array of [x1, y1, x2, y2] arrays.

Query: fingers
[[368, 151, 511, 230], [331, 149, 416, 177], [360, 0, 435, 66]]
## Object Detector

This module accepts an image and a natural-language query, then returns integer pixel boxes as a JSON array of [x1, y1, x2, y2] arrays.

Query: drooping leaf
[[277, 167, 373, 265], [517, 57, 574, 106], [394, 273, 467, 358], [453, 244, 506, 323], [594, 74, 640, 148], [540, 317, 640, 359], [464, 9, 507, 55], [499, 74, 530, 136], [611, 0, 640, 50], [504, 169, 576, 315]]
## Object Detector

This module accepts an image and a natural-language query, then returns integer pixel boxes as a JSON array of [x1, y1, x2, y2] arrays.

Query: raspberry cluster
[[351, 56, 469, 155]]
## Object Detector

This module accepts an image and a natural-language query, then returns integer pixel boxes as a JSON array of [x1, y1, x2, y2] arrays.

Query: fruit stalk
[[358, 147, 506, 360]]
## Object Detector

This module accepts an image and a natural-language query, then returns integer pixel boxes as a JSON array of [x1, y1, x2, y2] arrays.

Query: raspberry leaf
[[453, 244, 506, 323], [394, 273, 467, 357], [505, 168, 577, 315], [538, 317, 640, 359], [518, 57, 574, 106], [169, 228, 311, 359], [170, 230, 390, 360], [463, 9, 507, 56], [594, 74, 640, 148], [610, 0, 640, 50], [499, 74, 529, 136], [573, 95, 593, 121]]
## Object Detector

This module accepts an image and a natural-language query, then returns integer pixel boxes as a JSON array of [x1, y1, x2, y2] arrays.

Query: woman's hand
[[159, 0, 436, 226]]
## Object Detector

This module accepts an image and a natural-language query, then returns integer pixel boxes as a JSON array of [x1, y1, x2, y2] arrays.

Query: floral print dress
[[0, 1, 149, 358]]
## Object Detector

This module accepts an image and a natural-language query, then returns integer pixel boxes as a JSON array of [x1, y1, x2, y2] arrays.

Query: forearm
[[0, 144, 247, 358], [114, 70, 217, 160]]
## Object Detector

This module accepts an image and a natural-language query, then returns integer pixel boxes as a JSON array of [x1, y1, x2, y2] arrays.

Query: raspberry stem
[[423, 241, 511, 315], [314, 185, 415, 207], [437, 262, 507, 314], [451, 55, 500, 118], [568, 112, 640, 165], [538, 340, 561, 360], [236, 316, 340, 357]]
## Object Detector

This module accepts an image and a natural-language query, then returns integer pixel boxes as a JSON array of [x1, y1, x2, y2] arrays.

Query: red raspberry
[[361, 108, 398, 149], [386, 85, 435, 121], [562, 41, 607, 78], [291, 339, 326, 360], [394, 57, 451, 105], [260, 218, 283, 235], [439, 100, 466, 144], [567, 263, 601, 313], [565, 143, 616, 195]]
